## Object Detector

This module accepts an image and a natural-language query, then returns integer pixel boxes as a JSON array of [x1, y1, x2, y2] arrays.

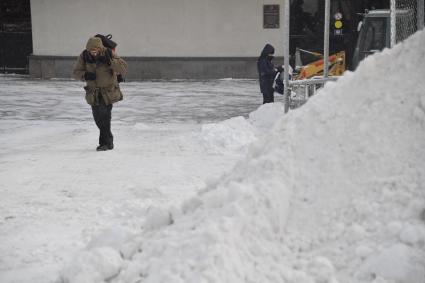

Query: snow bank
[[199, 116, 258, 154], [60, 30, 425, 283], [278, 29, 425, 282], [199, 103, 286, 154]]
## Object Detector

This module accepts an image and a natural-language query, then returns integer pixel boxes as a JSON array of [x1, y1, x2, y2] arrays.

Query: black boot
[[96, 145, 109, 151]]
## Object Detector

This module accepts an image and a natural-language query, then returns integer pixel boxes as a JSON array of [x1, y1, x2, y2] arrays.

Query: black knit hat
[[95, 34, 117, 49]]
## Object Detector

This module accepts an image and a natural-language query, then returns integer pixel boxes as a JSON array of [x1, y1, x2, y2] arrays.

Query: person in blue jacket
[[257, 44, 283, 104]]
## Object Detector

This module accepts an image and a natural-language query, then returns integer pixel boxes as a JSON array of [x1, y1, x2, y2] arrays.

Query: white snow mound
[[61, 30, 425, 283], [199, 102, 286, 154]]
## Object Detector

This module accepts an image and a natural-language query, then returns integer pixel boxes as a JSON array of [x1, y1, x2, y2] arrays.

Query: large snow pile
[[61, 30, 425, 283]]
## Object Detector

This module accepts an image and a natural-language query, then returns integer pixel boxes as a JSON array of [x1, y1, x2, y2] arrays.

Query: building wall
[[29, 55, 282, 80], [30, 0, 285, 57]]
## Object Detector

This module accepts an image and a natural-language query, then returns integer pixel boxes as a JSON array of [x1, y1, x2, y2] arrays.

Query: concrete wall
[[29, 0, 287, 79], [29, 55, 284, 80], [30, 0, 286, 57]]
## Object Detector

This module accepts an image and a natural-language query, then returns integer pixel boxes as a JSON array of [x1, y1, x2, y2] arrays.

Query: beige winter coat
[[72, 38, 128, 105]]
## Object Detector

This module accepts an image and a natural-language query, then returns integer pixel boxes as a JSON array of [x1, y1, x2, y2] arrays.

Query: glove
[[276, 66, 284, 73], [117, 74, 125, 83], [97, 48, 112, 65], [84, 72, 96, 81], [82, 50, 96, 63]]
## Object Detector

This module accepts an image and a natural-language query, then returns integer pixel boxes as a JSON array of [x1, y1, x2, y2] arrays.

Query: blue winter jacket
[[257, 44, 277, 94]]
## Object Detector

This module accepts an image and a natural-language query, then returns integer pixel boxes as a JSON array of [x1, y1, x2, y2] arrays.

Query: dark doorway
[[0, 0, 33, 74]]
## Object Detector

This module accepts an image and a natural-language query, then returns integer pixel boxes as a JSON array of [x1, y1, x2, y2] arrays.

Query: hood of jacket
[[86, 37, 104, 51], [260, 44, 275, 58]]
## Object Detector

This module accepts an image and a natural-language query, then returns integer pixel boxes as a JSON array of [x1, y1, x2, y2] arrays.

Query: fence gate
[[0, 0, 32, 74]]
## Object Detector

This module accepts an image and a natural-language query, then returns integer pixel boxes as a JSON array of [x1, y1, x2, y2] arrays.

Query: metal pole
[[418, 0, 424, 30], [283, 0, 290, 113], [323, 0, 330, 78], [391, 0, 396, 47]]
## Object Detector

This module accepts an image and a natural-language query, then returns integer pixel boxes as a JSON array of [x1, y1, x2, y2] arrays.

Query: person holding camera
[[94, 34, 125, 83], [72, 36, 128, 151]]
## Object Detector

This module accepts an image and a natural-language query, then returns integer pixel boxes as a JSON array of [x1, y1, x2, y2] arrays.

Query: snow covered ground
[[0, 77, 276, 283], [2, 30, 425, 283]]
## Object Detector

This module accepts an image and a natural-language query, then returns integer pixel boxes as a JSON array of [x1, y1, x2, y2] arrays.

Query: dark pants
[[262, 91, 274, 104], [91, 97, 113, 146]]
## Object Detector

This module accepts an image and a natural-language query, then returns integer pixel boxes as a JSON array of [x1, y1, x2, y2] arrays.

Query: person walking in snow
[[257, 43, 283, 104], [73, 36, 128, 151]]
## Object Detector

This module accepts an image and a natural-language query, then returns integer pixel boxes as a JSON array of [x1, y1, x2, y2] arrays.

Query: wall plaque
[[263, 5, 280, 29]]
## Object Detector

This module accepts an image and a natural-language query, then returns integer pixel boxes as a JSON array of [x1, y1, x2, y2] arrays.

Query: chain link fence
[[391, 0, 424, 46]]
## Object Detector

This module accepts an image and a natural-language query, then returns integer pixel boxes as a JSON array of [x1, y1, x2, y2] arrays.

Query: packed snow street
[[0, 78, 271, 282], [1, 29, 425, 283]]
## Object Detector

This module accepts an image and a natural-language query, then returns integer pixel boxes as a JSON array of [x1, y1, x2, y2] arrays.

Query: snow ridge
[[61, 30, 425, 283]]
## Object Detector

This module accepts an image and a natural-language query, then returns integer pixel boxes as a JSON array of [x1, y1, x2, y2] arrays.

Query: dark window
[[361, 18, 386, 52], [263, 5, 280, 28], [0, 0, 33, 74]]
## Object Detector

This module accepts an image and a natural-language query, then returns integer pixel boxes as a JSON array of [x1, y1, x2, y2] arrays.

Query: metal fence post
[[283, 0, 290, 113], [418, 0, 425, 30], [323, 0, 330, 78], [391, 0, 397, 47]]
